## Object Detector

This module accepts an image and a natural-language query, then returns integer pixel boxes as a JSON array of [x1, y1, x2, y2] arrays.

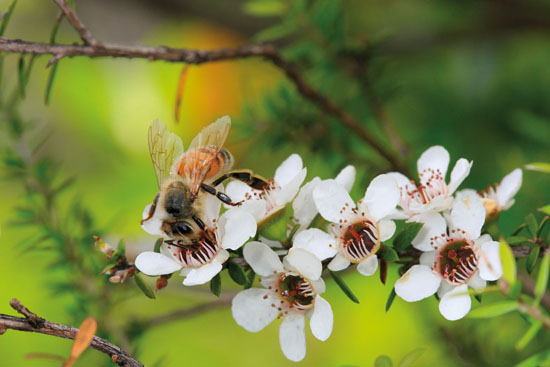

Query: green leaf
[[468, 300, 518, 318], [385, 288, 396, 312], [474, 294, 482, 304], [398, 348, 425, 367], [515, 349, 550, 367], [134, 274, 156, 299], [228, 261, 248, 286], [255, 23, 296, 42], [153, 238, 163, 253], [526, 246, 540, 274], [506, 236, 530, 245], [44, 62, 59, 105], [50, 15, 63, 44], [500, 238, 517, 284], [18, 56, 26, 98], [524, 162, 550, 174], [0, 0, 17, 36], [375, 355, 393, 367], [515, 321, 542, 350], [329, 270, 359, 304], [534, 252, 550, 305], [537, 216, 550, 237], [512, 223, 528, 236], [539, 205, 550, 216], [117, 239, 126, 254], [393, 223, 423, 251], [508, 281, 522, 299], [245, 269, 255, 289], [526, 214, 538, 236], [287, 223, 300, 242], [380, 246, 399, 262], [243, 0, 286, 16], [210, 273, 221, 297]]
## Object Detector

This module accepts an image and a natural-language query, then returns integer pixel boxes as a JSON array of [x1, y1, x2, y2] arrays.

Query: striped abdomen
[[176, 146, 233, 182]]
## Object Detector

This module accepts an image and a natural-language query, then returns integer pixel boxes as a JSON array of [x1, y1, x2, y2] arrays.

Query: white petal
[[203, 184, 223, 224], [135, 252, 181, 276], [273, 168, 307, 207], [243, 241, 284, 277], [225, 180, 253, 202], [467, 271, 487, 290], [218, 209, 256, 250], [387, 172, 415, 202], [394, 265, 441, 302], [419, 251, 436, 267], [417, 146, 450, 184], [240, 200, 268, 222], [437, 281, 454, 298], [439, 284, 471, 320], [259, 236, 283, 249], [183, 260, 223, 286], [357, 255, 378, 276], [450, 191, 485, 240], [497, 168, 522, 208], [478, 240, 502, 281], [292, 177, 322, 228], [411, 213, 447, 252], [310, 295, 333, 341], [293, 228, 337, 261], [141, 204, 165, 236], [274, 154, 303, 187], [285, 248, 322, 280], [279, 314, 306, 362], [232, 289, 279, 332], [364, 173, 400, 221], [379, 220, 396, 242], [335, 165, 356, 193], [327, 253, 350, 271], [447, 158, 472, 195], [311, 278, 326, 294], [313, 180, 354, 223]]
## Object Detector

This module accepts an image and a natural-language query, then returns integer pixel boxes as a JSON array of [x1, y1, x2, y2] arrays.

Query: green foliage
[[526, 246, 540, 274], [398, 348, 425, 367], [379, 246, 399, 262], [524, 162, 550, 174], [227, 261, 248, 286], [500, 238, 517, 284], [534, 252, 550, 305], [468, 301, 519, 319], [516, 322, 542, 350], [393, 223, 423, 251], [153, 238, 163, 253], [385, 287, 396, 312], [135, 273, 156, 299], [210, 273, 221, 297], [374, 355, 393, 367], [329, 270, 359, 304]]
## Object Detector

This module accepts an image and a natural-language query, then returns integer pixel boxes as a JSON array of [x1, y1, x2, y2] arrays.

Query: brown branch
[[0, 35, 404, 172], [0, 298, 143, 367], [52, 0, 99, 47]]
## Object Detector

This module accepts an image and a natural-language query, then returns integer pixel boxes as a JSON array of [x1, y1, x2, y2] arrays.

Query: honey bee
[[141, 116, 267, 241]]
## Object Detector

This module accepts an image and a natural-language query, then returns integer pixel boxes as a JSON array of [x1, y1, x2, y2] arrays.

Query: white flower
[[479, 168, 522, 219], [225, 154, 307, 224], [135, 193, 256, 286], [309, 174, 399, 276], [394, 191, 502, 320], [293, 165, 356, 229], [231, 241, 332, 362], [389, 146, 472, 219]]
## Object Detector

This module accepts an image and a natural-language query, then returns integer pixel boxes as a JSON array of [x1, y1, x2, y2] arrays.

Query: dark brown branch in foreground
[[52, 0, 99, 47], [0, 298, 143, 367], [0, 37, 403, 171]]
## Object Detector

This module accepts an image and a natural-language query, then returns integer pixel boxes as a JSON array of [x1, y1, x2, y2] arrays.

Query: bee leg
[[192, 215, 206, 231], [140, 193, 160, 225], [211, 170, 269, 190], [201, 183, 243, 206]]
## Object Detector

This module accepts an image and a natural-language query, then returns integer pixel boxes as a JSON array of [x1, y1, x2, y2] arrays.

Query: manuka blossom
[[394, 191, 502, 320], [225, 154, 307, 224], [293, 165, 356, 229], [231, 241, 332, 362], [310, 174, 400, 276], [135, 193, 256, 286], [478, 168, 522, 220], [389, 145, 472, 219]]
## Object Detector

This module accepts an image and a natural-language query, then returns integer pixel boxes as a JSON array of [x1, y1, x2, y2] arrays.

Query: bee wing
[[148, 119, 184, 188], [184, 115, 231, 196]]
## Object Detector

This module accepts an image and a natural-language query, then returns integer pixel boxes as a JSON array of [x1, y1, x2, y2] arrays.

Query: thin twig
[[52, 0, 99, 47], [498, 280, 550, 330], [0, 299, 143, 367], [0, 36, 404, 171]]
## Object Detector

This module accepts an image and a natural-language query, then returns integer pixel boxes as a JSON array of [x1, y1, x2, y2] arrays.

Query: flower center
[[341, 220, 379, 262], [410, 168, 447, 204], [436, 240, 478, 285], [169, 229, 220, 268], [275, 272, 315, 312]]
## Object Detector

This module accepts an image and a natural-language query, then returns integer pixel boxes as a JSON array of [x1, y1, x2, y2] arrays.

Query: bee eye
[[174, 221, 193, 235]]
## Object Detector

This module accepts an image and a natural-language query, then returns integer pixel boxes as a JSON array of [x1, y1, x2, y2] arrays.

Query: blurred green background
[[0, 0, 549, 366]]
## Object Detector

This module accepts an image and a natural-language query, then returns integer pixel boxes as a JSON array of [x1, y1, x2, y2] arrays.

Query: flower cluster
[[133, 146, 522, 362]]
